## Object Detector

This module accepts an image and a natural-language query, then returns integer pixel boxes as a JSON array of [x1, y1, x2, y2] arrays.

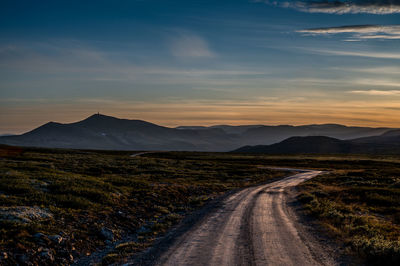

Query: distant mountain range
[[0, 114, 397, 152], [233, 130, 400, 154]]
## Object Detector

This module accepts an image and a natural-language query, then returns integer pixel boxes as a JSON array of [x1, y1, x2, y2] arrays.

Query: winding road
[[152, 170, 336, 266]]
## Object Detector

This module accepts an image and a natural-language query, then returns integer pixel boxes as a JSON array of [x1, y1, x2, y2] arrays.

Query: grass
[[0, 146, 287, 265], [296, 163, 400, 265], [2, 145, 400, 265]]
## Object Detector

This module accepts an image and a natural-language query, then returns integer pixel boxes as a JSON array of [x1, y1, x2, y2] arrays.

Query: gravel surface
[[130, 170, 341, 266]]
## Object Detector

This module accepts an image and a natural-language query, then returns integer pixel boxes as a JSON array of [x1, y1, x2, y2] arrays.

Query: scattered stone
[[100, 227, 114, 241], [39, 249, 54, 262], [49, 235, 63, 244], [71, 249, 80, 259], [33, 233, 46, 239], [30, 179, 49, 192], [16, 254, 29, 264], [137, 226, 151, 234], [0, 206, 52, 223]]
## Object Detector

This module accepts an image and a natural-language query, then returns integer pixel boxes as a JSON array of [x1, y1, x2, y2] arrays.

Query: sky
[[1, 0, 400, 133]]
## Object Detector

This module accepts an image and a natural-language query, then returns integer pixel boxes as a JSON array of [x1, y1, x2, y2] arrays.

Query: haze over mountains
[[0, 114, 397, 152]]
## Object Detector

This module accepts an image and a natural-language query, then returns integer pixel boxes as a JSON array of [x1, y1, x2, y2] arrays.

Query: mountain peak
[[84, 113, 116, 120], [0, 114, 397, 152], [77, 113, 125, 126]]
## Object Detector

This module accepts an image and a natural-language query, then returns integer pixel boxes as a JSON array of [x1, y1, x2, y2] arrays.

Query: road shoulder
[[286, 187, 358, 265]]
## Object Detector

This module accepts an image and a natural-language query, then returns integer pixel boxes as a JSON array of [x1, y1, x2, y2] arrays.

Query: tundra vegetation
[[0, 145, 286, 265], [297, 161, 400, 265], [1, 146, 399, 265]]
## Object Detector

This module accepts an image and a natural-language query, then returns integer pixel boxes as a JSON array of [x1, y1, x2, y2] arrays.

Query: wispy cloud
[[348, 90, 400, 95], [309, 48, 400, 59], [169, 32, 216, 58], [297, 25, 400, 40], [353, 79, 400, 87], [255, 0, 400, 14], [343, 66, 400, 74]]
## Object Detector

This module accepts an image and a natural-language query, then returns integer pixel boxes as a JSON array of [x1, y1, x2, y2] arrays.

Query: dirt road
[[151, 170, 336, 266]]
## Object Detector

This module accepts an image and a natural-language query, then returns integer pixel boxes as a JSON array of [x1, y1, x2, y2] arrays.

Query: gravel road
[[149, 170, 337, 266]]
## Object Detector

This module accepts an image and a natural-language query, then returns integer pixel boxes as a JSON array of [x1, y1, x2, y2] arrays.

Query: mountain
[[0, 114, 239, 151], [0, 114, 397, 152], [234, 136, 357, 154], [352, 129, 400, 145], [238, 124, 391, 146], [233, 132, 400, 154]]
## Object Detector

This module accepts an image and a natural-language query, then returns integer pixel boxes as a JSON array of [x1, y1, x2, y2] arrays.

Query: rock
[[49, 235, 63, 244], [33, 233, 46, 239], [58, 250, 74, 262], [0, 206, 52, 224], [16, 254, 29, 264], [71, 250, 80, 259], [137, 226, 151, 234], [33, 233, 51, 245], [39, 249, 54, 262], [100, 227, 114, 241]]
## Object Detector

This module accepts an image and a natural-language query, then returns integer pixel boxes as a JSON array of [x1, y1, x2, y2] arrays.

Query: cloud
[[353, 79, 400, 87], [297, 24, 400, 40], [255, 0, 400, 14], [348, 90, 400, 95], [344, 66, 400, 74], [309, 48, 400, 59], [169, 33, 216, 58]]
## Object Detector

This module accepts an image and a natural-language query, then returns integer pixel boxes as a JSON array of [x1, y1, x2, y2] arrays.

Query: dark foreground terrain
[[297, 163, 400, 265], [0, 145, 287, 265], [1, 146, 400, 265], [139, 170, 339, 266]]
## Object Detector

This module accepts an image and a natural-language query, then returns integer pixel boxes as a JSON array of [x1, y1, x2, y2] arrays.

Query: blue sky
[[1, 0, 400, 133]]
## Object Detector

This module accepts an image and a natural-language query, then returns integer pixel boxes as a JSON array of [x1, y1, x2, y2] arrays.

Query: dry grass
[[0, 146, 287, 265]]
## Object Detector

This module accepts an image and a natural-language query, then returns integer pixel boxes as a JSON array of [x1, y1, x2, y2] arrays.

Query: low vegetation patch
[[0, 146, 287, 265], [298, 165, 400, 265]]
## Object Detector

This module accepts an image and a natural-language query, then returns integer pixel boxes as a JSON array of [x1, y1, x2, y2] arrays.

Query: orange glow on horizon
[[1, 98, 400, 134]]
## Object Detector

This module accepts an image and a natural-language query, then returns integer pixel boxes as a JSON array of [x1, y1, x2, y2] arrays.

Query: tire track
[[145, 170, 337, 266]]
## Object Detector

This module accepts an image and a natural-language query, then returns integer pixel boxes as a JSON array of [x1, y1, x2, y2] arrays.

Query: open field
[[297, 163, 400, 265], [1, 146, 400, 265], [159, 152, 400, 265], [0, 146, 288, 265]]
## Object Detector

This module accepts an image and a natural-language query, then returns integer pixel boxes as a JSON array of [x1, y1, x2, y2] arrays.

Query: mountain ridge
[[0, 114, 397, 152], [233, 131, 400, 154]]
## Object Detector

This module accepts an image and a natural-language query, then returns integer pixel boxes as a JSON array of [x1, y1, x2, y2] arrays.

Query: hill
[[238, 124, 391, 146], [0, 114, 396, 151], [233, 133, 400, 154], [234, 136, 357, 154], [0, 114, 238, 151]]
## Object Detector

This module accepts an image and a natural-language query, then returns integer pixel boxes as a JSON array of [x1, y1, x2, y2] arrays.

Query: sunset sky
[[1, 0, 400, 133]]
